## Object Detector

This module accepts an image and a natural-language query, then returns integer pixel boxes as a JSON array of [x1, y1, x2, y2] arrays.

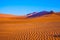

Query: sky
[[0, 0, 60, 15]]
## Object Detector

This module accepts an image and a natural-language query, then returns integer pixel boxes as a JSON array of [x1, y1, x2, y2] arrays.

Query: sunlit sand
[[0, 13, 60, 40]]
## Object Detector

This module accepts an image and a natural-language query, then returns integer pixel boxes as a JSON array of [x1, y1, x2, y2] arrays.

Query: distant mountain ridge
[[0, 11, 60, 22], [26, 11, 54, 18], [0, 11, 60, 19]]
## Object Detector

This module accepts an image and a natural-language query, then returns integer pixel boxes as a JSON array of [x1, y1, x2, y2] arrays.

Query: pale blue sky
[[0, 0, 60, 15]]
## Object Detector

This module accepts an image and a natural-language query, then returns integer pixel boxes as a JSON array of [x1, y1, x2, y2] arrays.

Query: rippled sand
[[0, 13, 60, 40]]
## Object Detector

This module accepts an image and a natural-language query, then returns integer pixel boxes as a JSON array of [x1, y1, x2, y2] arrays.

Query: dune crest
[[0, 12, 60, 22], [27, 13, 60, 22], [0, 14, 17, 17]]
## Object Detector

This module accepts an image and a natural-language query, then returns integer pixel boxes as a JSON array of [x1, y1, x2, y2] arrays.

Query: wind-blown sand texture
[[0, 13, 60, 40]]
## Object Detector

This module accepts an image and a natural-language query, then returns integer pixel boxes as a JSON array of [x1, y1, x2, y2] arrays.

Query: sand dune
[[0, 14, 17, 18], [28, 13, 60, 22], [0, 13, 60, 40], [0, 14, 26, 21]]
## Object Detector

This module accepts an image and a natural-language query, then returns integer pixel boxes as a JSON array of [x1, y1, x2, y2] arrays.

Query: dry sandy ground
[[0, 13, 60, 40]]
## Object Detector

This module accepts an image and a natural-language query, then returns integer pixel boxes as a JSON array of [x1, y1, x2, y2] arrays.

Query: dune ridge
[[0, 12, 60, 22]]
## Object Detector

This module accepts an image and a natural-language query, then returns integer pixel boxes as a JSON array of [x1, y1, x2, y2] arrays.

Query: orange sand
[[0, 13, 60, 40]]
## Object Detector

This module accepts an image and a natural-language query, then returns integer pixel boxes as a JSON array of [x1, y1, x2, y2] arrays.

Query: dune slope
[[0, 13, 60, 40]]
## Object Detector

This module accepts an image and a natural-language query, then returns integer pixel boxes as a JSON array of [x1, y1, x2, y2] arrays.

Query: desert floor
[[0, 13, 60, 40], [0, 21, 60, 40]]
